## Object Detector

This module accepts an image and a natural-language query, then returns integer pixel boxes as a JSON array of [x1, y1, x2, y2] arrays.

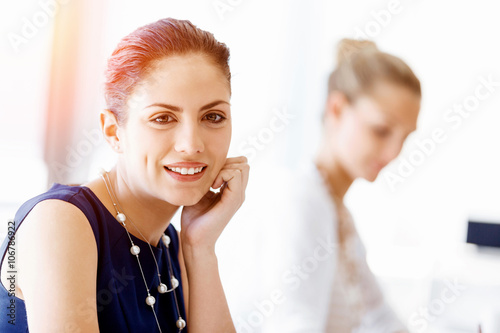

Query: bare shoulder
[[1, 199, 99, 330], [0, 199, 98, 292], [17, 198, 97, 251]]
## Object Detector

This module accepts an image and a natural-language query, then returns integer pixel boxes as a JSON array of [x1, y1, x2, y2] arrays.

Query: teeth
[[167, 166, 204, 175]]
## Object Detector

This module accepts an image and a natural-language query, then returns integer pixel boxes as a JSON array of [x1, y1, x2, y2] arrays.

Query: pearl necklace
[[99, 169, 186, 332]]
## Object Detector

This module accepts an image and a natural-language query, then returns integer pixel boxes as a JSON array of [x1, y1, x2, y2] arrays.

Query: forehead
[[130, 54, 230, 108], [355, 81, 421, 130]]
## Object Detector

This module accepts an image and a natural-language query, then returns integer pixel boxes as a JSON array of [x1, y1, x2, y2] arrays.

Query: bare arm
[[181, 242, 234, 332], [180, 156, 249, 332], [178, 231, 189, 317], [17, 199, 99, 332]]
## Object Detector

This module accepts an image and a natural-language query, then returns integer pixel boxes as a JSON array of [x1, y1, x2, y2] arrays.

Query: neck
[[106, 165, 180, 246], [315, 142, 354, 201]]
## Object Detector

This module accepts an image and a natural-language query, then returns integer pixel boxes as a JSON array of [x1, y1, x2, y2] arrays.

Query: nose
[[174, 122, 204, 154]]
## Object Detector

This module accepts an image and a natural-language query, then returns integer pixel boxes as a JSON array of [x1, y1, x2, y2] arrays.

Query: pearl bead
[[171, 277, 179, 289], [146, 295, 156, 306], [157, 283, 168, 294], [176, 317, 186, 329], [117, 213, 126, 223], [162, 234, 171, 247], [130, 245, 140, 255]]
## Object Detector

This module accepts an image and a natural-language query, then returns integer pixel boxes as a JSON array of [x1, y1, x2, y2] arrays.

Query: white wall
[[0, 1, 52, 237]]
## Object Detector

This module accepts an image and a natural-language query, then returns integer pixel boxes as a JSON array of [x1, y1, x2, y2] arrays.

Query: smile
[[164, 162, 208, 182], [165, 166, 205, 175]]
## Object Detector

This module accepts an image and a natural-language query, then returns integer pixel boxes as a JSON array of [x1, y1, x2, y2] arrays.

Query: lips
[[164, 162, 207, 182]]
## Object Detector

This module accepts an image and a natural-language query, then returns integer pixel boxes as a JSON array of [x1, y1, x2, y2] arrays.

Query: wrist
[[180, 226, 218, 249], [181, 238, 217, 261]]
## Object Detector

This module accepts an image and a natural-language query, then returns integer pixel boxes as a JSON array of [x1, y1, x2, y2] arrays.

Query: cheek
[[128, 126, 170, 157], [204, 127, 231, 174], [337, 121, 383, 175], [121, 126, 176, 174], [338, 119, 370, 156], [209, 128, 231, 160]]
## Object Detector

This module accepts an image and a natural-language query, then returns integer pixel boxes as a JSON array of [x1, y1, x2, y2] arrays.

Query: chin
[[181, 197, 204, 206], [169, 186, 211, 206], [362, 170, 380, 182], [166, 193, 203, 207]]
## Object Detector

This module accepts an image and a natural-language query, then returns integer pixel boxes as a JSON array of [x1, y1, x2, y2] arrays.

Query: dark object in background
[[467, 221, 500, 248]]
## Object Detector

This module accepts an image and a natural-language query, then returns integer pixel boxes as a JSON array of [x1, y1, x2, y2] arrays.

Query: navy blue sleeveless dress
[[0, 183, 187, 332]]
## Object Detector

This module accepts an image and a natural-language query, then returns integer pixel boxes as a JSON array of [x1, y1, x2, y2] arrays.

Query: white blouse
[[251, 163, 407, 333]]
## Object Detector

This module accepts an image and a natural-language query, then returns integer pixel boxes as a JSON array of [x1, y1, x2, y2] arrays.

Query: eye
[[151, 114, 175, 125], [203, 113, 226, 123], [372, 126, 391, 138]]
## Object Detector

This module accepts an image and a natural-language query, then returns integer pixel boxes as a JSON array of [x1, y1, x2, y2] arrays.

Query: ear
[[325, 91, 350, 124], [100, 110, 122, 153]]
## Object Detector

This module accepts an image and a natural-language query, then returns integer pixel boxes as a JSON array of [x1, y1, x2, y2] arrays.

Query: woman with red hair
[[0, 18, 248, 332]]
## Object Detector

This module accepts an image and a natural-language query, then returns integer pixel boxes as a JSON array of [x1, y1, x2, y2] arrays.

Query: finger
[[223, 156, 248, 166], [222, 156, 250, 184], [222, 169, 243, 198], [211, 169, 233, 190], [224, 163, 249, 192], [219, 181, 228, 196], [222, 162, 249, 191], [242, 163, 249, 191], [211, 168, 242, 192], [218, 163, 247, 171], [214, 163, 248, 188]]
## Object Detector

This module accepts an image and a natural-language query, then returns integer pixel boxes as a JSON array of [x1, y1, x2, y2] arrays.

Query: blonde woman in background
[[256, 39, 421, 333]]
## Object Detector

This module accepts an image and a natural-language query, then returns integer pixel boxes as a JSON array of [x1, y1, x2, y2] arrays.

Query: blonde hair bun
[[336, 38, 378, 66], [327, 37, 420, 100]]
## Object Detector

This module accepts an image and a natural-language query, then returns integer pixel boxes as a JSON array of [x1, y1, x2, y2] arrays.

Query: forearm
[[182, 244, 235, 333]]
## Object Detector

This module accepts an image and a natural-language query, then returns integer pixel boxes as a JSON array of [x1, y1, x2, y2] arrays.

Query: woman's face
[[332, 82, 420, 182], [117, 53, 231, 206]]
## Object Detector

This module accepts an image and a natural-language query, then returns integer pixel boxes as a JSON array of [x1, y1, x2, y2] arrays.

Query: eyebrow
[[144, 100, 230, 112]]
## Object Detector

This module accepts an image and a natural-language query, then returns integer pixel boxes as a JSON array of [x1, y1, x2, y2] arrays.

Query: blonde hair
[[328, 38, 421, 101]]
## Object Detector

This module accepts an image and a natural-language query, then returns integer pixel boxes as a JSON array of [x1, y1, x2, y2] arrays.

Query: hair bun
[[336, 38, 378, 65]]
